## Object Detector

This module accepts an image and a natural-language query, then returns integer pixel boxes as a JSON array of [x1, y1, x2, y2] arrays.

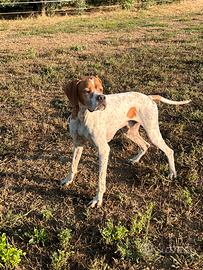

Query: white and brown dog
[[62, 76, 191, 207]]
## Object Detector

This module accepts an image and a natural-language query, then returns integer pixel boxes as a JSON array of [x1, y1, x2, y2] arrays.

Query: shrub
[[73, 0, 87, 11], [138, 0, 181, 9], [121, 0, 134, 9]]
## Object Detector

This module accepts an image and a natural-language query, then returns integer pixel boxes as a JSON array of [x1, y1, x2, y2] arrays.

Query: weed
[[58, 228, 72, 250], [25, 228, 47, 246], [116, 238, 137, 260], [100, 202, 156, 262], [101, 220, 129, 245], [55, 48, 66, 54], [2, 86, 25, 108], [0, 21, 9, 31], [40, 65, 60, 82], [89, 256, 109, 270], [115, 192, 128, 204], [30, 74, 43, 88], [51, 229, 74, 270], [26, 47, 38, 59], [0, 209, 33, 229], [70, 45, 85, 52], [51, 249, 72, 270], [41, 208, 53, 221], [190, 109, 203, 122], [181, 188, 193, 207], [186, 168, 199, 185], [83, 208, 91, 221], [131, 202, 155, 237], [0, 233, 25, 269]]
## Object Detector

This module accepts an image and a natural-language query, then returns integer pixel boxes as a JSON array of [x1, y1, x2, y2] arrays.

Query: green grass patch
[[10, 15, 170, 37]]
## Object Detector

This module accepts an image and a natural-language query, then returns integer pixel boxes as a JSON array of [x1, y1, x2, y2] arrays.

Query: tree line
[[0, 0, 181, 17]]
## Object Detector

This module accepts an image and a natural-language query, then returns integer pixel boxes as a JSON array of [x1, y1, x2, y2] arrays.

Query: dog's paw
[[88, 197, 103, 208], [60, 177, 73, 188], [169, 171, 177, 179], [60, 171, 76, 188], [129, 157, 140, 164]]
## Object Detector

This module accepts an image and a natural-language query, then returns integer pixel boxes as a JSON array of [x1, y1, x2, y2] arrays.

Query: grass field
[[0, 0, 203, 269]]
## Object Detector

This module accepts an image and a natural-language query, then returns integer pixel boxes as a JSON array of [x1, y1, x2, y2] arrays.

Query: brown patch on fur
[[127, 107, 137, 118], [63, 79, 80, 119], [82, 76, 103, 93], [77, 80, 86, 105]]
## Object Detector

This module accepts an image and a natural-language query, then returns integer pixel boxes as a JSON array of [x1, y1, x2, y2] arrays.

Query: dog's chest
[[77, 121, 90, 138], [69, 115, 96, 143]]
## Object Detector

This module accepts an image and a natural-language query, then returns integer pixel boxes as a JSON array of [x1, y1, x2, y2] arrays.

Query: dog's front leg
[[89, 143, 110, 208], [61, 145, 83, 187]]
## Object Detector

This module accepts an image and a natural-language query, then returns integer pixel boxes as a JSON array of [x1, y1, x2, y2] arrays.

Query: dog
[[61, 76, 191, 207]]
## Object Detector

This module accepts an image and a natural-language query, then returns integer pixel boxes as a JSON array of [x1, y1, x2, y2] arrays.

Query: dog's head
[[63, 76, 106, 118]]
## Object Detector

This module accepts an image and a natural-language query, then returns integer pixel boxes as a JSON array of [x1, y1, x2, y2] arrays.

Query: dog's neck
[[77, 106, 91, 123]]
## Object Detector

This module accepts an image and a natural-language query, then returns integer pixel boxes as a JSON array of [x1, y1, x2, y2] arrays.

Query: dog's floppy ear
[[95, 75, 102, 82], [63, 79, 80, 118]]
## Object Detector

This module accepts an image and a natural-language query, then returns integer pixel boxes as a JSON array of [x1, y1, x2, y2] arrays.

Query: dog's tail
[[149, 95, 191, 105]]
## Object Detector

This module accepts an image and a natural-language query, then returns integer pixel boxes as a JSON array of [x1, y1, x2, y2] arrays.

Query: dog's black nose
[[97, 95, 106, 102]]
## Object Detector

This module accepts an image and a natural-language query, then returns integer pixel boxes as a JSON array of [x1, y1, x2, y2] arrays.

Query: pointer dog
[[62, 76, 191, 207]]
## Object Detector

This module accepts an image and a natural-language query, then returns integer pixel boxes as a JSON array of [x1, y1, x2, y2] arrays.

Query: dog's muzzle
[[96, 94, 106, 111], [97, 94, 106, 102], [88, 95, 106, 112]]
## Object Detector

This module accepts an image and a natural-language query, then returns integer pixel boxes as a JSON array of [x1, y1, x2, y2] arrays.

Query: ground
[[0, 0, 203, 269]]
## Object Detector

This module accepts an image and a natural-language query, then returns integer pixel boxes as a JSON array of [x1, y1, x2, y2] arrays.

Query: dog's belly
[[106, 122, 128, 142]]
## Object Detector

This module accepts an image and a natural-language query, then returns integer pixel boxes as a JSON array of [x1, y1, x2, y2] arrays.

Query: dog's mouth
[[88, 102, 106, 112], [96, 103, 106, 111]]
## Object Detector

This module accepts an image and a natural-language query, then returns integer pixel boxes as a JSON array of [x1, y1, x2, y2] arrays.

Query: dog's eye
[[84, 88, 90, 93]]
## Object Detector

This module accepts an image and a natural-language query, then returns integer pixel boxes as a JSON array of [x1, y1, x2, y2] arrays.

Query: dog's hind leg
[[145, 126, 176, 179], [125, 122, 150, 163], [140, 104, 177, 179]]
